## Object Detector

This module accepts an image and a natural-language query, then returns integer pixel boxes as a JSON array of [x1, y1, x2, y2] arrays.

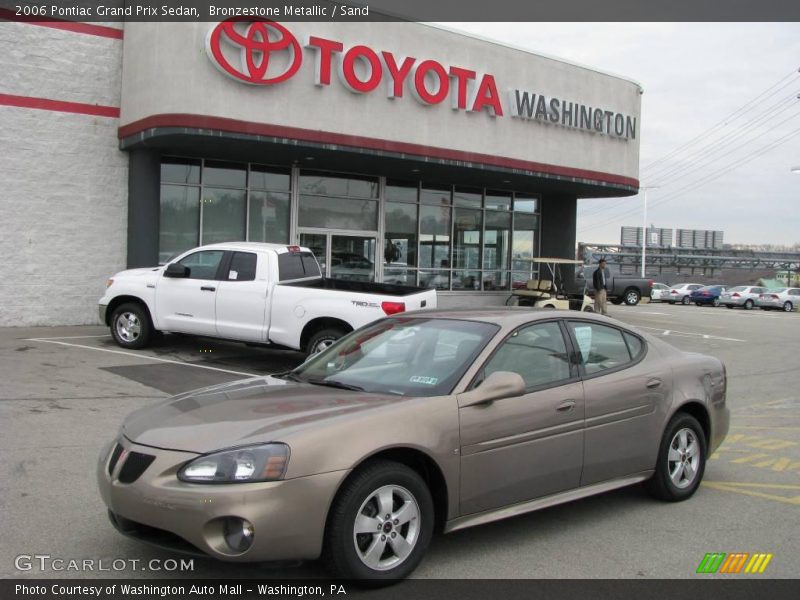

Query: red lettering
[[448, 66, 476, 110], [472, 74, 503, 117], [381, 51, 415, 98], [306, 36, 343, 86], [341, 45, 383, 93], [413, 60, 449, 105]]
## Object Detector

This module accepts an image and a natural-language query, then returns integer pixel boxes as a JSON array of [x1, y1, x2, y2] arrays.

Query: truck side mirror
[[164, 263, 189, 278]]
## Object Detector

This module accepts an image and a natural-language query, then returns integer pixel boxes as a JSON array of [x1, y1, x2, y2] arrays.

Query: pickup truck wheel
[[307, 328, 347, 357], [110, 303, 153, 349], [623, 288, 641, 306]]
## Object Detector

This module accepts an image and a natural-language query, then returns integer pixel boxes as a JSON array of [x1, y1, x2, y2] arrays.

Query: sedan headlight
[[178, 443, 289, 484]]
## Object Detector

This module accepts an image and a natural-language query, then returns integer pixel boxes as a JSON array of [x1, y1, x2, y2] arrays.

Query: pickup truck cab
[[576, 268, 653, 306], [99, 243, 436, 356]]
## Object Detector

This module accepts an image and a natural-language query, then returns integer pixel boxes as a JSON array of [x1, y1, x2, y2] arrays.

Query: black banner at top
[[1, 0, 800, 22]]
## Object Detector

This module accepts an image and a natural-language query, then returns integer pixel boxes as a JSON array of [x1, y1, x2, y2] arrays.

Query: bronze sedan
[[98, 309, 729, 582]]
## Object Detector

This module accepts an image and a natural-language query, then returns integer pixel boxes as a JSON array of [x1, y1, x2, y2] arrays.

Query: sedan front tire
[[322, 460, 434, 584]]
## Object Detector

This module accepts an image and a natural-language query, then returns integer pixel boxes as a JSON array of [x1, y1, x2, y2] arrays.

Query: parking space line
[[26, 338, 259, 378], [29, 334, 112, 340]]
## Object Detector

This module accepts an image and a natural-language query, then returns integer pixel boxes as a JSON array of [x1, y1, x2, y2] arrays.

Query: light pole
[[640, 186, 660, 278]]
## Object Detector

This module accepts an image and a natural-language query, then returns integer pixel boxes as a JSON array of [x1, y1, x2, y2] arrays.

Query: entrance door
[[299, 232, 377, 281]]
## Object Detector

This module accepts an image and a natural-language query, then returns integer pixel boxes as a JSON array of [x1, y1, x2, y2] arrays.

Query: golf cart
[[507, 257, 594, 312]]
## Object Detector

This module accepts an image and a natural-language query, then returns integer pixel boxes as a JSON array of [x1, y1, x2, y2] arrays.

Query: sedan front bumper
[[97, 439, 348, 562]]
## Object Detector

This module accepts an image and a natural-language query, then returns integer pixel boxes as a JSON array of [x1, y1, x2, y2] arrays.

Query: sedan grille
[[107, 443, 124, 475], [118, 451, 156, 484]]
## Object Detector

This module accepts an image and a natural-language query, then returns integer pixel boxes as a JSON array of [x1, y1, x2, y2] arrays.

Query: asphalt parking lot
[[1, 302, 798, 579]]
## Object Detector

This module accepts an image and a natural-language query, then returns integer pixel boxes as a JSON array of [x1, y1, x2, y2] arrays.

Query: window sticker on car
[[573, 326, 592, 363], [409, 376, 438, 385], [229, 270, 238, 280]]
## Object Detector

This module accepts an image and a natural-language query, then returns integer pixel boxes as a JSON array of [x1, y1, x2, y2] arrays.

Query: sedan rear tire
[[744, 299, 754, 310], [322, 460, 434, 584], [681, 296, 691, 305], [784, 301, 793, 312], [645, 413, 707, 502]]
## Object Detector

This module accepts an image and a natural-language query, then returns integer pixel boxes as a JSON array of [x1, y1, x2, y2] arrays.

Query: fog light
[[222, 517, 254, 553]]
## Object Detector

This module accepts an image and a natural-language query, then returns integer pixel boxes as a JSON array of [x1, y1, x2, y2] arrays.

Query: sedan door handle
[[646, 378, 662, 389], [556, 400, 576, 412], [200, 286, 216, 292]]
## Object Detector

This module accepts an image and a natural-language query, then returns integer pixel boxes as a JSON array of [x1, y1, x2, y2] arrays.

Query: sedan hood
[[122, 376, 399, 454]]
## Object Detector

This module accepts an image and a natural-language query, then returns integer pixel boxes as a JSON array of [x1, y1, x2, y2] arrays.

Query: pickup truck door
[[155, 249, 224, 335], [215, 250, 269, 342]]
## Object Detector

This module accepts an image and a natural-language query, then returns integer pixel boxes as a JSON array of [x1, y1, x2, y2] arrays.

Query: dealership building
[[0, 15, 641, 326]]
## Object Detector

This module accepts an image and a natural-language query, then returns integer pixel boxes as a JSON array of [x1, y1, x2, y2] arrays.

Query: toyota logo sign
[[206, 18, 302, 85]]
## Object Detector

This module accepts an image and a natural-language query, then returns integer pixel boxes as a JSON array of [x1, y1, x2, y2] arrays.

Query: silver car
[[720, 286, 766, 310], [757, 288, 800, 312], [668, 283, 704, 305], [650, 282, 671, 302]]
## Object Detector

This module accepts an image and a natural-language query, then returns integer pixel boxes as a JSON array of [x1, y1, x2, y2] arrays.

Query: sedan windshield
[[291, 318, 499, 397]]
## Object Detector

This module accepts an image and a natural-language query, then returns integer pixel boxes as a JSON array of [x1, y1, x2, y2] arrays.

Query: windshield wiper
[[304, 378, 365, 392]]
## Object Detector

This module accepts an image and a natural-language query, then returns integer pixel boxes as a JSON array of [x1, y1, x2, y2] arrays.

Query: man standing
[[593, 258, 610, 315]]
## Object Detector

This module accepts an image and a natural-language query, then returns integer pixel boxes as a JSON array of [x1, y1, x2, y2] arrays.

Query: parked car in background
[[668, 283, 704, 305], [576, 269, 653, 305], [690, 285, 727, 307], [720, 286, 766, 310], [757, 288, 800, 312], [650, 283, 671, 302], [98, 309, 728, 582]]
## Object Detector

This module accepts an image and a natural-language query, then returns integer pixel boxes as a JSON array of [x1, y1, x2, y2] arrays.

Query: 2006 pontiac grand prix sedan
[[98, 309, 729, 583]]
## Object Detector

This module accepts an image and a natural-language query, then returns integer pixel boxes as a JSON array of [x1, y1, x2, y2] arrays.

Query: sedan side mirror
[[458, 371, 526, 408], [164, 263, 189, 278]]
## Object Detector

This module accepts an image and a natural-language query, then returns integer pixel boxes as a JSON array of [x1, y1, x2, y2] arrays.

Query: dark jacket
[[593, 267, 609, 291]]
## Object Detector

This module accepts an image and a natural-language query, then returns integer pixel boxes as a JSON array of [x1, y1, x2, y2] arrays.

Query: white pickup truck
[[98, 243, 436, 356]]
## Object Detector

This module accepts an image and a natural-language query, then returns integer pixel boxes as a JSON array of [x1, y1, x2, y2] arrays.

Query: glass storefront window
[[386, 180, 418, 203], [483, 271, 510, 291], [453, 208, 482, 270], [384, 202, 417, 269], [420, 184, 451, 205], [161, 158, 200, 185], [249, 191, 289, 243], [204, 161, 247, 188], [159, 185, 200, 263], [299, 172, 378, 198], [512, 213, 539, 279], [453, 187, 482, 208], [484, 211, 511, 272], [250, 165, 290, 191], [298, 195, 378, 230], [419, 204, 451, 270], [452, 270, 481, 290], [419, 270, 450, 290], [485, 191, 512, 211], [201, 187, 246, 245], [514, 195, 538, 213]]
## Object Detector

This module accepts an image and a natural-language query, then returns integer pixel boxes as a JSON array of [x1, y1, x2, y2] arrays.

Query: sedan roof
[[399, 307, 614, 328]]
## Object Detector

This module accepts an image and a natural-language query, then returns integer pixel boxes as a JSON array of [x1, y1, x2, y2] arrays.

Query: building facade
[[0, 16, 641, 326]]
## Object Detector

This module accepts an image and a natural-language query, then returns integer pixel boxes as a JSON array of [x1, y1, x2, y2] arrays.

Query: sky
[[443, 23, 800, 247]]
